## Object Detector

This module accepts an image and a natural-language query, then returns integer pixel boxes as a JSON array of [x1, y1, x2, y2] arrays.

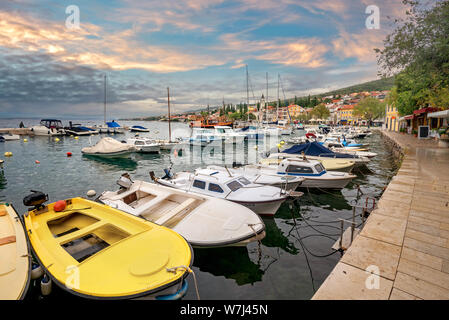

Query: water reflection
[[81, 154, 138, 171], [193, 247, 264, 285]]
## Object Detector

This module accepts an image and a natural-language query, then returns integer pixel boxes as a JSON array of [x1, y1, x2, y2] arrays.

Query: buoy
[[253, 146, 258, 150], [67, 152, 72, 157], [74, 136, 79, 140], [54, 138, 60, 142], [40, 274, 52, 296], [31, 263, 44, 280], [277, 144, 281, 148], [86, 190, 96, 197], [4, 152, 12, 157], [35, 160, 40, 164], [54, 200, 66, 212], [280, 140, 285, 145], [23, 139, 28, 142]]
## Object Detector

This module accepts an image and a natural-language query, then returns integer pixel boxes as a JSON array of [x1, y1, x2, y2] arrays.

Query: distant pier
[[313, 130, 449, 300], [0, 128, 32, 135]]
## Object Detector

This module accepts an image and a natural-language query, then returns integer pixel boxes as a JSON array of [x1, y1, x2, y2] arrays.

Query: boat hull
[[232, 198, 284, 216], [82, 150, 133, 158]]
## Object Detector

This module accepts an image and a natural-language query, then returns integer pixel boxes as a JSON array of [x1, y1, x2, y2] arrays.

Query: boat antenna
[[167, 87, 172, 142], [224, 165, 233, 177]]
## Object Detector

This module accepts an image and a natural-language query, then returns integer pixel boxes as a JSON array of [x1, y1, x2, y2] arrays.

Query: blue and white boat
[[237, 126, 265, 140], [183, 128, 224, 146], [257, 158, 356, 189], [106, 121, 125, 134], [130, 125, 150, 133]]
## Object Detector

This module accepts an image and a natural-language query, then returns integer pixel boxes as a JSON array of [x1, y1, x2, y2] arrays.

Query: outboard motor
[[117, 173, 133, 189], [23, 190, 48, 211]]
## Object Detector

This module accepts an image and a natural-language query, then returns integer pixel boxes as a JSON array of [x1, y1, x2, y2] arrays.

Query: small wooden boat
[[130, 125, 150, 133], [23, 195, 193, 300], [99, 174, 265, 248], [82, 137, 135, 158], [0, 203, 31, 300]]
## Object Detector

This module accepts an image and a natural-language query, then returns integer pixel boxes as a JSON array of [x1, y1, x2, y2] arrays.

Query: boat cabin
[[276, 159, 326, 176], [190, 169, 252, 197], [40, 119, 64, 129]]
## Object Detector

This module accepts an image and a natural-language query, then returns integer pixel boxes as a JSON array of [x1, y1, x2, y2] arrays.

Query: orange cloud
[[0, 11, 223, 73]]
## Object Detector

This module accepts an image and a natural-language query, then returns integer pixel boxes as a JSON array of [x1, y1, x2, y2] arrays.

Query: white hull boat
[[99, 174, 266, 247], [82, 137, 135, 158], [2, 134, 20, 141], [206, 165, 305, 191], [260, 158, 356, 189], [126, 138, 160, 154], [154, 169, 294, 216]]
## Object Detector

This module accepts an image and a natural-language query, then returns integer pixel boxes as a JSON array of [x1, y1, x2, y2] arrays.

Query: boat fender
[[31, 263, 44, 280], [86, 190, 96, 197], [54, 200, 66, 212], [40, 274, 52, 296]]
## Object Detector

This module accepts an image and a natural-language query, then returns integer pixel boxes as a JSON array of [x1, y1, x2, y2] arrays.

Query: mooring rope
[[166, 265, 200, 300]]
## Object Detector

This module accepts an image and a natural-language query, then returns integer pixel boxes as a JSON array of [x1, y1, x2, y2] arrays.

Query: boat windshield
[[227, 180, 243, 191], [238, 177, 251, 185], [314, 163, 325, 173]]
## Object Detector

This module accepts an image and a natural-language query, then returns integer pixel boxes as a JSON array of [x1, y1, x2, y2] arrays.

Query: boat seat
[[154, 198, 196, 226], [0, 235, 16, 246]]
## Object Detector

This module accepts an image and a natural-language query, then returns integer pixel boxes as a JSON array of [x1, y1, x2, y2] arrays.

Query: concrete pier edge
[[312, 130, 449, 300]]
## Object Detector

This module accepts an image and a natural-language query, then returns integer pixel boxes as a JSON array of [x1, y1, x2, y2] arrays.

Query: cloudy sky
[[0, 0, 409, 119]]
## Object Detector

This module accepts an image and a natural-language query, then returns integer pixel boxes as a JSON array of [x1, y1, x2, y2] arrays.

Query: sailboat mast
[[246, 65, 249, 122], [266, 72, 268, 123], [277, 74, 280, 123], [167, 87, 171, 142], [104, 74, 106, 124]]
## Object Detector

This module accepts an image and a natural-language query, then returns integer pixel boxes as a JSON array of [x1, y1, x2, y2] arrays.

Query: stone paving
[[312, 131, 449, 300]]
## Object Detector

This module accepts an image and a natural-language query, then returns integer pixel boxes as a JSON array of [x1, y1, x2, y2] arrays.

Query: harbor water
[[0, 119, 399, 300]]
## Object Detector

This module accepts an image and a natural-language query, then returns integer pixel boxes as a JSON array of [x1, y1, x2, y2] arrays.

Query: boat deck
[[312, 131, 449, 300]]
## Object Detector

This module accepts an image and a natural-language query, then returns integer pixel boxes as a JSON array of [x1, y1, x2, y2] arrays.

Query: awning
[[399, 114, 414, 121], [427, 109, 449, 119], [413, 107, 439, 115]]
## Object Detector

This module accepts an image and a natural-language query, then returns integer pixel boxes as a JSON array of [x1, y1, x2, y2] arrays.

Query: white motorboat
[[154, 168, 294, 216], [126, 137, 160, 154], [82, 137, 135, 158], [99, 174, 266, 248], [106, 121, 125, 134], [183, 128, 224, 146], [2, 133, 20, 141], [261, 158, 356, 189], [206, 165, 305, 191], [30, 119, 66, 136], [152, 139, 182, 151], [212, 126, 246, 144], [65, 123, 99, 136]]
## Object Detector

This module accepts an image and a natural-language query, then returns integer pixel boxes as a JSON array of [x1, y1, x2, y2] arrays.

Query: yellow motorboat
[[0, 203, 31, 300], [259, 157, 355, 173], [23, 195, 193, 300]]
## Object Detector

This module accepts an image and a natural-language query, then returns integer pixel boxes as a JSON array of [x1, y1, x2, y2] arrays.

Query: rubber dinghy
[[0, 203, 31, 300], [82, 137, 135, 158], [23, 193, 193, 300], [99, 174, 265, 248]]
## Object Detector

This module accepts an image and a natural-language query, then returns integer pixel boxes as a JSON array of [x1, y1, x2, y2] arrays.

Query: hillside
[[314, 76, 395, 98]]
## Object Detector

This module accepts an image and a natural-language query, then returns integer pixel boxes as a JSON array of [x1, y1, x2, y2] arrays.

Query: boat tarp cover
[[282, 142, 358, 159], [82, 137, 132, 154], [106, 121, 121, 128], [132, 125, 148, 129]]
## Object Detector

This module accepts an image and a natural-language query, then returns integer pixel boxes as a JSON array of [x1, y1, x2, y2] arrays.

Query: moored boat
[[23, 193, 193, 300], [82, 137, 135, 158], [99, 174, 265, 248], [130, 125, 150, 133], [30, 119, 66, 136], [0, 203, 31, 300], [155, 168, 297, 216]]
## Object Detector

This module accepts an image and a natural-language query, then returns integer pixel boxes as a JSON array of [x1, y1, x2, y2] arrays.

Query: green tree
[[376, 0, 449, 114], [310, 103, 330, 119], [353, 97, 385, 122]]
